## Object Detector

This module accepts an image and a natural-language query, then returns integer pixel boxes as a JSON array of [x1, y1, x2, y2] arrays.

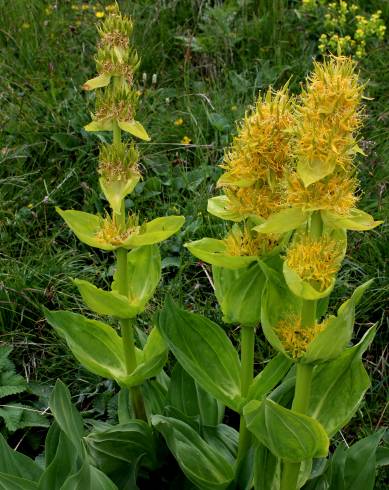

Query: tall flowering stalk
[[45, 4, 184, 420]]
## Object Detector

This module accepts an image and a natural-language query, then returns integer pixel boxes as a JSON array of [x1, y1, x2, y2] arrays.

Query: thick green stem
[[237, 326, 255, 466], [281, 301, 316, 490]]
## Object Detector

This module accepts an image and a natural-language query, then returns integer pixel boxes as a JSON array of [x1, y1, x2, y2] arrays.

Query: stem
[[237, 326, 255, 466], [281, 301, 316, 490]]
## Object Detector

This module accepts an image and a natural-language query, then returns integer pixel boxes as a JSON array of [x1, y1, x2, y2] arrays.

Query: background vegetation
[[0, 0, 387, 483]]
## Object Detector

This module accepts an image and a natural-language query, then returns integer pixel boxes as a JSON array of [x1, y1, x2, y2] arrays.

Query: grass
[[0, 0, 387, 481]]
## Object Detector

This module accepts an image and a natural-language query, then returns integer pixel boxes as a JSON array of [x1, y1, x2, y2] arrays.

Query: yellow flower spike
[[275, 314, 326, 360], [295, 55, 363, 187], [223, 224, 278, 258], [220, 85, 293, 187], [283, 233, 345, 299]]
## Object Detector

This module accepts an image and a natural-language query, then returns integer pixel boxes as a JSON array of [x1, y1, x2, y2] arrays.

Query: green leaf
[[207, 195, 244, 222], [254, 208, 308, 234], [168, 363, 224, 427], [60, 460, 90, 490], [244, 399, 329, 462], [39, 429, 78, 490], [74, 279, 139, 319], [56, 208, 115, 251], [185, 238, 257, 269], [303, 280, 373, 364], [85, 421, 157, 476], [125, 216, 185, 247], [45, 309, 127, 384], [254, 444, 280, 490], [49, 380, 84, 455], [247, 353, 292, 402], [321, 208, 383, 231], [89, 467, 118, 490], [202, 425, 239, 467], [157, 299, 243, 412], [0, 434, 42, 482], [152, 415, 234, 490], [0, 474, 37, 490], [308, 326, 376, 436], [99, 175, 140, 214], [113, 245, 162, 312], [343, 429, 386, 490], [122, 327, 168, 388], [83, 73, 112, 91], [213, 264, 265, 325], [118, 120, 150, 141], [297, 157, 336, 188], [84, 119, 114, 132]]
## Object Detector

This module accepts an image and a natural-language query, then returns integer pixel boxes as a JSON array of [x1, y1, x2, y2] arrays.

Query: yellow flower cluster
[[286, 235, 343, 291], [275, 314, 326, 359], [96, 214, 140, 245], [219, 87, 293, 219], [98, 142, 140, 183], [224, 225, 278, 257], [294, 56, 362, 185]]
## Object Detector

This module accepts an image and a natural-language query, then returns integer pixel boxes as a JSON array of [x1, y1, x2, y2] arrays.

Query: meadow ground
[[0, 0, 388, 483]]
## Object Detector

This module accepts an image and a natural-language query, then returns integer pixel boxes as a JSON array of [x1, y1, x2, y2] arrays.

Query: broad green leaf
[[202, 425, 239, 467], [247, 353, 292, 402], [99, 175, 140, 214], [244, 399, 329, 462], [303, 280, 373, 364], [89, 467, 119, 490], [85, 421, 157, 475], [321, 208, 382, 231], [254, 208, 308, 234], [45, 309, 127, 383], [168, 363, 224, 427], [308, 326, 376, 436], [343, 429, 386, 490], [122, 327, 168, 388], [0, 474, 37, 490], [207, 195, 244, 222], [112, 245, 161, 312], [213, 264, 265, 325], [185, 238, 257, 269], [118, 120, 150, 141], [152, 415, 234, 490], [125, 216, 185, 247], [74, 279, 139, 319], [0, 434, 42, 482], [254, 444, 279, 490], [157, 299, 243, 412], [60, 460, 90, 490], [83, 73, 111, 91], [49, 380, 84, 455], [142, 379, 168, 417], [117, 389, 133, 424], [40, 426, 77, 490]]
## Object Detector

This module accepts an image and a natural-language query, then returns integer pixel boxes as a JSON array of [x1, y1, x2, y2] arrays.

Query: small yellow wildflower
[[181, 136, 191, 145], [231, 105, 237, 111], [71, 5, 80, 11], [106, 4, 117, 12], [286, 235, 343, 291], [27, 203, 33, 209], [21, 22, 30, 29], [135, 90, 142, 97], [275, 314, 326, 359], [95, 11, 105, 18], [174, 118, 184, 126], [81, 4, 89, 11]]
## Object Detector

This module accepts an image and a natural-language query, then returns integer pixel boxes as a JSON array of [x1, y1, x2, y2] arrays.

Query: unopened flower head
[[223, 224, 278, 257], [286, 235, 343, 291], [295, 56, 363, 184], [275, 314, 326, 359], [94, 85, 138, 123], [95, 213, 140, 246], [97, 2, 133, 52], [221, 86, 293, 184], [286, 171, 359, 215], [98, 142, 140, 183]]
